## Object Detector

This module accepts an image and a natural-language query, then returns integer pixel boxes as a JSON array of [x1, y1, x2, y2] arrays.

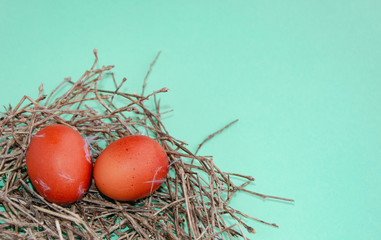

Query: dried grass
[[0, 50, 293, 239]]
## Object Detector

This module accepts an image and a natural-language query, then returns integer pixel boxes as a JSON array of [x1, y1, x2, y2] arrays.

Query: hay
[[0, 50, 293, 239]]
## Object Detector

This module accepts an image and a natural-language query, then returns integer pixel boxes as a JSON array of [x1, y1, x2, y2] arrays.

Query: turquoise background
[[1, 1, 381, 239]]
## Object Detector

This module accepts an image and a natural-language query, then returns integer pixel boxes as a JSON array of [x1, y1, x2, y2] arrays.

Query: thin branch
[[141, 51, 161, 96], [195, 119, 238, 155]]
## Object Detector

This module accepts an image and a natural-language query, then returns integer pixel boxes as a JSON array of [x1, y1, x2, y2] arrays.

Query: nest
[[0, 50, 293, 239]]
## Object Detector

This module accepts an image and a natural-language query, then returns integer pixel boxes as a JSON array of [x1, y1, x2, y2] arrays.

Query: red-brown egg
[[26, 124, 92, 204], [93, 135, 168, 201]]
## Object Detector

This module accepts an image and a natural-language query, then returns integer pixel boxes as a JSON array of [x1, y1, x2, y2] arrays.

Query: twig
[[195, 119, 238, 155], [141, 51, 161, 96]]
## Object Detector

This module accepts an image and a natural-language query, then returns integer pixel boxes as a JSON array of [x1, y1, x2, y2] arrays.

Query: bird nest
[[0, 50, 293, 239]]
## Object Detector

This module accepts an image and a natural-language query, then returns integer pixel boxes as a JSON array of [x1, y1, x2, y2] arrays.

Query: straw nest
[[0, 50, 293, 239]]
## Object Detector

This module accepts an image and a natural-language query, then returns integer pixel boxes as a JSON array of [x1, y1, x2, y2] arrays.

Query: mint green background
[[1, 1, 381, 239]]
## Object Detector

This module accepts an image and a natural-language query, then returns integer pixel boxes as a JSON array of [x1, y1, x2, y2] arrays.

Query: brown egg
[[93, 135, 168, 201], [26, 124, 92, 204]]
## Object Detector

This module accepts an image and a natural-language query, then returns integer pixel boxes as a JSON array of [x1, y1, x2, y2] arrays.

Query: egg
[[93, 135, 169, 201], [26, 124, 92, 204]]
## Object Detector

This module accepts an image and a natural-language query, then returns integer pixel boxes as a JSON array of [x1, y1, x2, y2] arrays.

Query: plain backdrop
[[1, 1, 381, 239]]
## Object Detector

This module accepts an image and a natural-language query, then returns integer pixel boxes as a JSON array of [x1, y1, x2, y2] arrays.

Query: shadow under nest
[[0, 50, 293, 240]]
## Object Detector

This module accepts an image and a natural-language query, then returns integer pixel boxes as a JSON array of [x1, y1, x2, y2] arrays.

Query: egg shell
[[26, 124, 92, 204], [93, 135, 169, 201]]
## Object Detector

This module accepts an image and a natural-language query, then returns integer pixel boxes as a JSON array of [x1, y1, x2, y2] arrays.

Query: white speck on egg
[[77, 183, 87, 197], [34, 179, 51, 196], [33, 133, 45, 138], [59, 173, 75, 183], [147, 166, 163, 194], [144, 179, 166, 184], [83, 141, 92, 164]]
